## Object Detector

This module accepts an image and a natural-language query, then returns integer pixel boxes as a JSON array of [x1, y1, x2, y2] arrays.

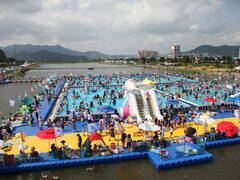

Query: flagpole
[[20, 132, 24, 153]]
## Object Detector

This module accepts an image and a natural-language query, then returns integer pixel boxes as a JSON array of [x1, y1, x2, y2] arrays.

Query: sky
[[0, 0, 240, 55]]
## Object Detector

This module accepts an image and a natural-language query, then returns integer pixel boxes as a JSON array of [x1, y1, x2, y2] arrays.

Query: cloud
[[190, 24, 199, 31], [0, 0, 239, 54]]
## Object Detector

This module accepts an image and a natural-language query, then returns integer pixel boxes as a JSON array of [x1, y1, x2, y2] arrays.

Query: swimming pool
[[56, 74, 234, 116], [58, 86, 124, 116], [57, 76, 193, 116], [156, 83, 232, 106]]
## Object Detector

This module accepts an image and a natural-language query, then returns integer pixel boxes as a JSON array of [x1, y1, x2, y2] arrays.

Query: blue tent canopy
[[229, 97, 240, 103], [99, 105, 115, 113], [166, 100, 179, 105]]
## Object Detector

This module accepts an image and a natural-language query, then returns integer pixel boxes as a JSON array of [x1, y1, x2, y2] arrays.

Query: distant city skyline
[[0, 0, 240, 55]]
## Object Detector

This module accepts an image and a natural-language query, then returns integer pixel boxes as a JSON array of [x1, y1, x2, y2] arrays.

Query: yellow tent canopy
[[143, 78, 158, 86]]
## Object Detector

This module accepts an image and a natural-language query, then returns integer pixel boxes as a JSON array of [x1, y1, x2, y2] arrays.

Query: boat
[[88, 68, 94, 70]]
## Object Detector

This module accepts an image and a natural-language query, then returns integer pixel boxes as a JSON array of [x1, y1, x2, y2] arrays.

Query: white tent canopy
[[194, 114, 215, 124], [235, 66, 240, 70], [234, 109, 240, 118], [139, 121, 160, 131]]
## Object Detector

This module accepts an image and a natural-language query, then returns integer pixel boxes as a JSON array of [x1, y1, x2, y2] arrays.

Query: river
[[1, 63, 240, 180]]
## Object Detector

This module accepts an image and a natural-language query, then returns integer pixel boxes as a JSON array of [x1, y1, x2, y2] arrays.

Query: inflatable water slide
[[121, 79, 163, 123]]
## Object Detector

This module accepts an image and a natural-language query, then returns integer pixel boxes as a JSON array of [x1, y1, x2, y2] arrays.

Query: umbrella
[[217, 121, 238, 137], [111, 114, 119, 119], [88, 133, 102, 142], [88, 133, 112, 154], [166, 99, 179, 105], [139, 121, 160, 131], [18, 105, 31, 114], [99, 105, 115, 113], [84, 78, 92, 82], [143, 78, 158, 86], [203, 97, 217, 103], [194, 114, 215, 124], [36, 128, 63, 150], [230, 92, 240, 98], [234, 109, 240, 118], [21, 97, 34, 105], [235, 66, 240, 70], [37, 90, 44, 95], [36, 128, 62, 139], [229, 98, 240, 103]]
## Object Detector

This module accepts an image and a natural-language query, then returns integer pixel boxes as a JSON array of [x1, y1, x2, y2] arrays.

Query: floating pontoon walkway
[[0, 147, 212, 173], [4, 135, 240, 173]]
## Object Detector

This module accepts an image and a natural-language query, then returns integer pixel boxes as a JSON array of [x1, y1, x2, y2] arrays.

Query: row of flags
[[5, 79, 55, 111], [8, 90, 28, 108], [7, 80, 51, 109], [8, 83, 41, 108]]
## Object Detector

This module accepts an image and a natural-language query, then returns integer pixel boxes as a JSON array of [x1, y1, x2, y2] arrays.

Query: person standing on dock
[[109, 126, 116, 141], [77, 134, 82, 149], [126, 134, 132, 151], [71, 116, 77, 132], [38, 116, 44, 130], [29, 114, 34, 127], [121, 132, 127, 148], [35, 111, 39, 124]]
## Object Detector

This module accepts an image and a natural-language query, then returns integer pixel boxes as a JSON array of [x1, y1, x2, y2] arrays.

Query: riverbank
[[101, 62, 240, 76]]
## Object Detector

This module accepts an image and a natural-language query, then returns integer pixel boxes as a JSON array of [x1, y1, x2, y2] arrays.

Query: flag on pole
[[87, 123, 99, 133], [15, 131, 27, 142], [24, 90, 28, 97], [54, 127, 64, 137], [9, 99, 15, 107], [17, 94, 21, 101]]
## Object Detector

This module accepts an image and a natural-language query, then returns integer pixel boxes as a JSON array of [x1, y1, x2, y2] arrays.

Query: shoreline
[[101, 62, 239, 76]]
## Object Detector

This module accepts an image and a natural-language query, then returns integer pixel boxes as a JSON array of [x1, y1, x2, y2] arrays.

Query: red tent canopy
[[36, 128, 62, 139], [89, 133, 102, 142], [203, 97, 217, 103], [217, 121, 238, 137], [84, 78, 92, 82]]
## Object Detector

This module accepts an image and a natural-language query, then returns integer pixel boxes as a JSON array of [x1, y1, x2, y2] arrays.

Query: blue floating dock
[[3, 137, 240, 173], [147, 142, 213, 169], [38, 80, 65, 121], [0, 142, 214, 173], [13, 80, 64, 134], [204, 137, 240, 148], [148, 151, 212, 169], [0, 151, 148, 173]]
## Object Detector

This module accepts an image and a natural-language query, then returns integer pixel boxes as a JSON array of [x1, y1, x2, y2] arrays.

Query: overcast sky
[[0, 0, 239, 55]]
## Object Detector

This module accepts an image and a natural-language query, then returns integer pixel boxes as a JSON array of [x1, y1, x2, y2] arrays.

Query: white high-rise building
[[138, 50, 159, 59], [171, 44, 181, 58]]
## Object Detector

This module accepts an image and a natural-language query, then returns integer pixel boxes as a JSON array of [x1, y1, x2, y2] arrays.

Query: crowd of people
[[1, 72, 239, 167]]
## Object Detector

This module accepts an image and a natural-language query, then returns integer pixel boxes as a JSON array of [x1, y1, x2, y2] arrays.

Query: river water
[[1, 63, 240, 180]]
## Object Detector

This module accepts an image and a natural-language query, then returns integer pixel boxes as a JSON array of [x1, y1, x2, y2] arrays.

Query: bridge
[[33, 66, 137, 70], [10, 79, 43, 83]]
